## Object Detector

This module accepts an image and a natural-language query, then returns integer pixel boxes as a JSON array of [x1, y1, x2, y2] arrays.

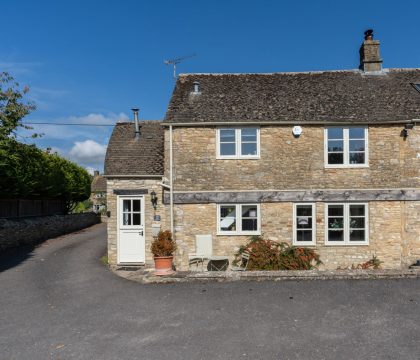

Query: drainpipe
[[169, 125, 174, 235]]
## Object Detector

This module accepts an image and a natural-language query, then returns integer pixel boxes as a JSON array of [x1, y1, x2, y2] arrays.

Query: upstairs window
[[217, 128, 260, 159], [325, 127, 368, 167]]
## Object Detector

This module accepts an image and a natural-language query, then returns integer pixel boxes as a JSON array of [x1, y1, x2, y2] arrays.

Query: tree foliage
[[0, 72, 91, 212], [0, 72, 36, 139], [0, 139, 91, 207]]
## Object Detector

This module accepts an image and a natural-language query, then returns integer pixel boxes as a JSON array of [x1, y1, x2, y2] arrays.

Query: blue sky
[[3, 0, 420, 172]]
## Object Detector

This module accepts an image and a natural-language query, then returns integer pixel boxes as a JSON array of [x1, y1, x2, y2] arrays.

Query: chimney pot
[[364, 29, 374, 40]]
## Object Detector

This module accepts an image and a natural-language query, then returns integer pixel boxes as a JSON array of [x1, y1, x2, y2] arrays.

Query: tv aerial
[[164, 53, 196, 81]]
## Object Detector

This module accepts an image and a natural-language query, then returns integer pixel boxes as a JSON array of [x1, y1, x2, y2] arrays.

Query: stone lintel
[[113, 189, 149, 195]]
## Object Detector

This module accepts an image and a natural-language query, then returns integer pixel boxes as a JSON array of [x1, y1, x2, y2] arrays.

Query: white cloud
[[85, 167, 96, 176], [23, 112, 129, 140], [69, 139, 107, 163], [67, 112, 129, 125]]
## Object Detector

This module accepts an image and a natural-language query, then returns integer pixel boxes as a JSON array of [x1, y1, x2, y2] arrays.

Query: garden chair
[[188, 235, 213, 270], [231, 252, 250, 271]]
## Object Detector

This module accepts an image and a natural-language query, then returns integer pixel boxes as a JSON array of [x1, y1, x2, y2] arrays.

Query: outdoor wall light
[[403, 123, 415, 138], [150, 190, 158, 210]]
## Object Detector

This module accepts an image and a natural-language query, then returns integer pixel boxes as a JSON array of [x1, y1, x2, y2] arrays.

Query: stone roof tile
[[104, 121, 164, 176], [164, 69, 420, 124]]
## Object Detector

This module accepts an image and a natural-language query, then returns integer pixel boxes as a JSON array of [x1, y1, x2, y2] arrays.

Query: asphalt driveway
[[1, 223, 420, 360]]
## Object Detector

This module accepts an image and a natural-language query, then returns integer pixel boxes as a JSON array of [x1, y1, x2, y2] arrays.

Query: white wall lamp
[[292, 126, 303, 138]]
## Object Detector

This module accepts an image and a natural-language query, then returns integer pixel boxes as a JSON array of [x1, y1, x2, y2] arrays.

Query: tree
[[0, 72, 92, 213], [0, 72, 36, 140]]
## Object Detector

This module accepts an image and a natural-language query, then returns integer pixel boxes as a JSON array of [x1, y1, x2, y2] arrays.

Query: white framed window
[[325, 203, 369, 245], [120, 198, 143, 227], [293, 203, 316, 245], [217, 204, 260, 235], [217, 128, 260, 159], [324, 127, 368, 167]]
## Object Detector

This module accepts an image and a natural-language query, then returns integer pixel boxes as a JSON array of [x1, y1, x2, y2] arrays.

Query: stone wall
[[106, 178, 167, 266], [0, 213, 100, 252], [173, 201, 420, 270], [164, 125, 420, 191]]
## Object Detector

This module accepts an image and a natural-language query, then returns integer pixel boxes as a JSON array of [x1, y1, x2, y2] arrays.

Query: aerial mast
[[164, 53, 196, 81]]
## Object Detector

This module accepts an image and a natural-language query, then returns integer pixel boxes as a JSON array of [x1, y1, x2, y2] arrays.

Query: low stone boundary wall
[[0, 213, 101, 252], [113, 267, 420, 284]]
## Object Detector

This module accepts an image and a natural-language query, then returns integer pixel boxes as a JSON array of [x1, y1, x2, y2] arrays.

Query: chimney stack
[[94, 170, 99, 177], [132, 108, 140, 139], [359, 29, 383, 72]]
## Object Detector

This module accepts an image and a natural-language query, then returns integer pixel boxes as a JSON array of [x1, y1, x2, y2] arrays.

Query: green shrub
[[234, 235, 321, 270]]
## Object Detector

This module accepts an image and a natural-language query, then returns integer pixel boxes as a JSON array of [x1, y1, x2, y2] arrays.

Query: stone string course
[[0, 213, 100, 252]]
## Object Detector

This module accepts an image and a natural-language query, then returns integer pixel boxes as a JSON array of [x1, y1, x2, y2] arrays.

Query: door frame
[[117, 195, 146, 264]]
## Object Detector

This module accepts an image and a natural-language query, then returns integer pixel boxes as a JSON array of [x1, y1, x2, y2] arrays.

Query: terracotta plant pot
[[153, 256, 175, 276]]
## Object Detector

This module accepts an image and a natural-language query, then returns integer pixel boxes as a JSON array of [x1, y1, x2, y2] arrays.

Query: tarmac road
[[1, 223, 420, 360]]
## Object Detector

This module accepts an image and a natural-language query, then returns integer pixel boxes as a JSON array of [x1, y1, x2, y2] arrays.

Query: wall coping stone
[[111, 267, 420, 284]]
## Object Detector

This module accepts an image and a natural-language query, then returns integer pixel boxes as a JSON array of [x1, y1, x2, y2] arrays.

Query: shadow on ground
[[0, 245, 36, 272]]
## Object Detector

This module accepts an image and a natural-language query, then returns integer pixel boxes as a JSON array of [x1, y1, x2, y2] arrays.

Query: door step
[[116, 264, 145, 271]]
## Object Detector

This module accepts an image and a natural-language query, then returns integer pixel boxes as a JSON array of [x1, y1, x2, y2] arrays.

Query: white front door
[[118, 196, 145, 264]]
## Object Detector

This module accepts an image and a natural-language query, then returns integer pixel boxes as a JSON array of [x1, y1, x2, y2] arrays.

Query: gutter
[[161, 119, 418, 127]]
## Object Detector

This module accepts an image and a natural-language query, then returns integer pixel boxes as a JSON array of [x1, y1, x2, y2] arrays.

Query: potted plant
[[151, 230, 177, 275]]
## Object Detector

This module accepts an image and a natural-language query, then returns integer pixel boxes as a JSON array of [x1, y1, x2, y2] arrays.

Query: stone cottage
[[104, 30, 420, 270], [90, 171, 107, 213]]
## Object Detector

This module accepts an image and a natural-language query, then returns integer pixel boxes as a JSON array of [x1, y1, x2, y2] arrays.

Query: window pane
[[349, 152, 365, 164], [328, 153, 344, 164], [241, 142, 257, 156], [349, 128, 365, 139], [133, 213, 141, 225], [220, 129, 235, 142], [328, 230, 344, 241], [350, 230, 365, 242], [297, 217, 312, 229], [296, 205, 312, 216], [328, 205, 343, 216], [350, 205, 365, 216], [220, 206, 236, 231], [349, 140, 365, 151], [327, 128, 343, 139], [241, 128, 257, 142], [242, 218, 257, 231], [123, 200, 131, 212], [123, 213, 131, 225], [328, 140, 344, 152], [328, 218, 343, 229], [350, 217, 365, 228], [242, 205, 257, 217], [220, 143, 236, 156], [133, 200, 140, 212], [297, 230, 312, 242]]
